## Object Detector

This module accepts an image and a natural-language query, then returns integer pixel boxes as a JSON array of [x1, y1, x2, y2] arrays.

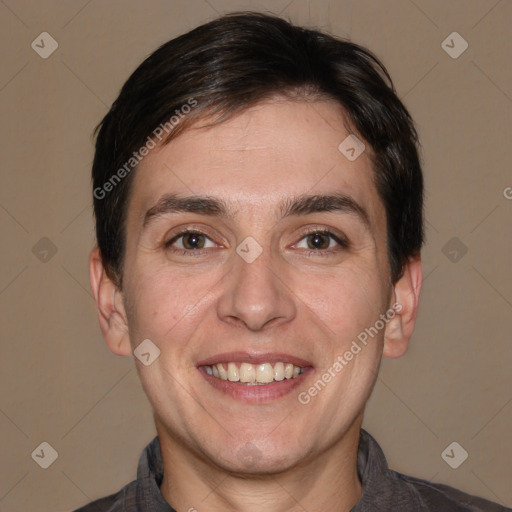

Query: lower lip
[[198, 367, 314, 403]]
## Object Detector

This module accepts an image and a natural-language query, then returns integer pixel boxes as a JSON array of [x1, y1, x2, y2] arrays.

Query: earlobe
[[89, 247, 132, 357], [383, 256, 422, 359]]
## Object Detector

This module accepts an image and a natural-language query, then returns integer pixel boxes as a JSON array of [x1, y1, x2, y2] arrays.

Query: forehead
[[129, 98, 385, 231]]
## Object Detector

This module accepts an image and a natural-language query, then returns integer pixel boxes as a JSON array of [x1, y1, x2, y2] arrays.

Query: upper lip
[[196, 351, 313, 368]]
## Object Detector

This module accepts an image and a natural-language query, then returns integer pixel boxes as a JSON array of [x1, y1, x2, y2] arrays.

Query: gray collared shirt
[[75, 429, 510, 511]]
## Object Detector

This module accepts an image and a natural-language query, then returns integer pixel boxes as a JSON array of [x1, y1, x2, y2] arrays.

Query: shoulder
[[72, 481, 136, 512], [74, 493, 119, 512], [73, 493, 118, 512], [72, 435, 165, 512], [357, 430, 509, 511], [394, 471, 511, 511]]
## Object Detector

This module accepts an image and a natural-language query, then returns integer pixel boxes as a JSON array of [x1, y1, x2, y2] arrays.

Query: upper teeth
[[202, 362, 304, 384]]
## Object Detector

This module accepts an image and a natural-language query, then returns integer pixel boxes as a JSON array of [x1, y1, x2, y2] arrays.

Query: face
[[94, 98, 417, 474]]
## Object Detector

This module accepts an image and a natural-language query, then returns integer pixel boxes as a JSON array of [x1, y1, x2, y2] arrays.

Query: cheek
[[124, 269, 200, 339], [298, 261, 386, 337]]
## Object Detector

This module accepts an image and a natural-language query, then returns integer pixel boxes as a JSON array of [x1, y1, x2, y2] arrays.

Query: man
[[81, 12, 509, 512]]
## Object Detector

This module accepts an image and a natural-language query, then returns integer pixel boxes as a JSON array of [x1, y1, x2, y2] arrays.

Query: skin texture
[[90, 98, 422, 512]]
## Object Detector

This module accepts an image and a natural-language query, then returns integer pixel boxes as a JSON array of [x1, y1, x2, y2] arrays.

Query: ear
[[383, 256, 422, 359], [89, 246, 132, 357]]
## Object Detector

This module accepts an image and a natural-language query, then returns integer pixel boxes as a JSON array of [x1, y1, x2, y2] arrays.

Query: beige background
[[0, 0, 511, 510]]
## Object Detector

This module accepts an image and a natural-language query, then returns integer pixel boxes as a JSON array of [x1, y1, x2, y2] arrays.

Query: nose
[[216, 246, 297, 331]]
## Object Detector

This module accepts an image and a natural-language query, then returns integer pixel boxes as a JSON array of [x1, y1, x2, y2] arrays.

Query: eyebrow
[[143, 194, 228, 227], [280, 193, 370, 228], [142, 192, 371, 230]]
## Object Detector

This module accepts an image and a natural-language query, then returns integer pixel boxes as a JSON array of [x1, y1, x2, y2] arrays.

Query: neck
[[157, 417, 363, 512]]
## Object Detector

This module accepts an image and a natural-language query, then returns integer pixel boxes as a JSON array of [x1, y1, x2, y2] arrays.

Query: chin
[[215, 449, 301, 476]]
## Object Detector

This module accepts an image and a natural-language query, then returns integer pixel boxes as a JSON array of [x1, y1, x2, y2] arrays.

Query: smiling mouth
[[199, 362, 306, 385]]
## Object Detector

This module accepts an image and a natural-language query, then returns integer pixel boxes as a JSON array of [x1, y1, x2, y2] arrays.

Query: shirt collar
[[135, 435, 176, 511]]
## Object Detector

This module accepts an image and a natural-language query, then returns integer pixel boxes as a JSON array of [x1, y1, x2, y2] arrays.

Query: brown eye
[[306, 233, 331, 250], [294, 230, 349, 252], [181, 233, 206, 249], [166, 231, 216, 251]]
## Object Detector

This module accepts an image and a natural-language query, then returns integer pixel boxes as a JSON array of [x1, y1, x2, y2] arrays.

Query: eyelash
[[294, 228, 350, 255], [164, 228, 349, 256], [164, 229, 218, 256]]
